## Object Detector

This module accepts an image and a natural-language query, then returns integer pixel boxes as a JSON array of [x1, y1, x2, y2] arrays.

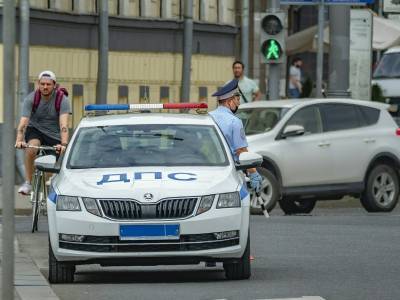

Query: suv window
[[285, 106, 323, 134], [320, 104, 363, 132], [237, 108, 285, 135], [358, 106, 380, 126]]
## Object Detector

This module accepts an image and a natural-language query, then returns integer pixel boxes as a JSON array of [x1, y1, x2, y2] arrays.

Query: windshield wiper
[[132, 133, 183, 141]]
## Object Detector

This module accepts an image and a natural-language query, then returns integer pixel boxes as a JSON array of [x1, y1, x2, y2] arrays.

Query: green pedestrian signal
[[261, 39, 282, 61], [260, 13, 285, 64]]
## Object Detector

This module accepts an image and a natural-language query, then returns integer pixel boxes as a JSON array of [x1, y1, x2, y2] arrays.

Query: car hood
[[372, 79, 400, 97], [53, 166, 240, 202]]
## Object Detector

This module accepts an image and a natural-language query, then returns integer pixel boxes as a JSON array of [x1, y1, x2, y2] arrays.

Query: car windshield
[[67, 124, 228, 168], [237, 107, 285, 135], [373, 53, 400, 79]]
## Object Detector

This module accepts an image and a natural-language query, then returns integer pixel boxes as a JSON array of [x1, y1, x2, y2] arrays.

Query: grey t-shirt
[[22, 90, 71, 141]]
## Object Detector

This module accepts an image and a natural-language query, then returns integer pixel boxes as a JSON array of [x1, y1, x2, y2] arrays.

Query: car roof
[[238, 98, 390, 110], [78, 113, 215, 127], [385, 47, 400, 54]]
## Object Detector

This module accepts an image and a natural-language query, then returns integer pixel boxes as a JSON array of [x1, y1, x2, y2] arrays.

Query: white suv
[[237, 98, 400, 214], [37, 104, 262, 283]]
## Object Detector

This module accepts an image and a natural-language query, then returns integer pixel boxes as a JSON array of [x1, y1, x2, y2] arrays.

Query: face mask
[[230, 106, 238, 114]]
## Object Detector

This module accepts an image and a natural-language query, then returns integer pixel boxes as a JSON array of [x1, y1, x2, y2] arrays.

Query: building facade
[[0, 0, 239, 127]]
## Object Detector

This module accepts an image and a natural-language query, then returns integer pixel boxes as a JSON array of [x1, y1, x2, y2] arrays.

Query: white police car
[[36, 103, 262, 283]]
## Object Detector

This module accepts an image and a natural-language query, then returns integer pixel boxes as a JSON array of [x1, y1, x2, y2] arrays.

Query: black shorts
[[25, 126, 60, 147]]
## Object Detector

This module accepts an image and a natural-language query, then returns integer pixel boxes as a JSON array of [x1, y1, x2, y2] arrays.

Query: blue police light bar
[[84, 103, 208, 111]]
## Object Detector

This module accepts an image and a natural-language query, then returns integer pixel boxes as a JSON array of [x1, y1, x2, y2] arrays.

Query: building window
[[160, 86, 170, 103], [118, 85, 129, 104], [72, 84, 84, 129], [139, 86, 150, 103], [199, 86, 208, 102]]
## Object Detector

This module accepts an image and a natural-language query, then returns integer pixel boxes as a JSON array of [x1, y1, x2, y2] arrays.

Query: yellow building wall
[[0, 45, 233, 124]]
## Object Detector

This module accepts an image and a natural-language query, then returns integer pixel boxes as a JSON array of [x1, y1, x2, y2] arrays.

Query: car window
[[285, 106, 323, 135], [359, 106, 380, 126], [320, 104, 363, 132], [373, 53, 400, 79], [237, 108, 285, 135], [67, 124, 229, 168]]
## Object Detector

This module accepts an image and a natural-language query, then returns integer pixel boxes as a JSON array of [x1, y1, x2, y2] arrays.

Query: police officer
[[209, 79, 263, 192]]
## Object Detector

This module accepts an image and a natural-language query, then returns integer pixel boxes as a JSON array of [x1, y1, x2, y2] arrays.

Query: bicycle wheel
[[31, 172, 42, 233]]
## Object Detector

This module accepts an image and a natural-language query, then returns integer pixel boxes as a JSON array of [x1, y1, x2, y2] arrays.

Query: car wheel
[[48, 241, 75, 284], [279, 197, 316, 215], [223, 233, 251, 280], [250, 167, 280, 214], [361, 164, 399, 212]]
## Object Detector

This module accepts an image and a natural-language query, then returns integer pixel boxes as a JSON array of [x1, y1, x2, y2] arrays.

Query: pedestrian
[[15, 70, 71, 195], [230, 61, 261, 104], [209, 79, 263, 192], [288, 57, 303, 98]]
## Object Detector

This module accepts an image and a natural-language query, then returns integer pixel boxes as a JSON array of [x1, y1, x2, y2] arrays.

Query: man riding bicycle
[[15, 70, 71, 195]]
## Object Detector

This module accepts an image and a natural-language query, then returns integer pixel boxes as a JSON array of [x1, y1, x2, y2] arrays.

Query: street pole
[[327, 5, 351, 98], [241, 0, 249, 75], [96, 0, 109, 104], [377, 0, 383, 62], [267, 0, 281, 100], [17, 0, 30, 180], [181, 0, 193, 103], [316, 0, 325, 98], [2, 0, 16, 299]]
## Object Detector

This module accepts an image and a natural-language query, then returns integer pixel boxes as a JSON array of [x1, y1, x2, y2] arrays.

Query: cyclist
[[209, 79, 262, 193], [15, 70, 71, 195]]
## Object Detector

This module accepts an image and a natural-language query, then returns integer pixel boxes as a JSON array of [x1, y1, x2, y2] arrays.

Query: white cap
[[38, 70, 56, 82]]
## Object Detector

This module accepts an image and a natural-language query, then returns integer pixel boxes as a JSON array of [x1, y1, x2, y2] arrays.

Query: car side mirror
[[281, 124, 305, 139], [235, 152, 263, 171], [34, 155, 60, 173]]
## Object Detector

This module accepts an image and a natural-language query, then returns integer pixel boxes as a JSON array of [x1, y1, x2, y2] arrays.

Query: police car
[[36, 103, 262, 283]]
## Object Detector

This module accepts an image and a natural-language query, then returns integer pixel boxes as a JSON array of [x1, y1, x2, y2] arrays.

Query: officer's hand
[[15, 140, 27, 149], [249, 171, 263, 193]]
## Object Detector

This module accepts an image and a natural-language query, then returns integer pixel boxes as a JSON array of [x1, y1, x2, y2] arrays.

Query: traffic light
[[260, 12, 286, 64]]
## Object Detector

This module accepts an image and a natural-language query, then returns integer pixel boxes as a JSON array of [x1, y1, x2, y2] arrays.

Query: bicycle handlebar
[[23, 144, 57, 151]]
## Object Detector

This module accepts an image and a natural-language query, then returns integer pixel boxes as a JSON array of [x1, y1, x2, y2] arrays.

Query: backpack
[[32, 86, 68, 115]]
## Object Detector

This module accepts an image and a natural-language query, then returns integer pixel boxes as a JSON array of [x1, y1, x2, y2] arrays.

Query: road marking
[[256, 297, 326, 300]]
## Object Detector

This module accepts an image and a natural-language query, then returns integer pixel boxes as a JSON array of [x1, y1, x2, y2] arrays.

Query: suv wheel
[[250, 167, 279, 214], [223, 234, 251, 280], [48, 242, 75, 283], [279, 197, 316, 215], [361, 164, 399, 212]]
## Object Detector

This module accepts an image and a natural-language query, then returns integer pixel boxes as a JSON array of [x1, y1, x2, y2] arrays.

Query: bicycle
[[22, 145, 57, 232]]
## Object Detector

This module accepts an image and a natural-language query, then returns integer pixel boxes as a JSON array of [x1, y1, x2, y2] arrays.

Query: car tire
[[223, 233, 251, 280], [361, 164, 399, 212], [48, 241, 75, 284], [279, 197, 316, 215], [250, 167, 279, 214]]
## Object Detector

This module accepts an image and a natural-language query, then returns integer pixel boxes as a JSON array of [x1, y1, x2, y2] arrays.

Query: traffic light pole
[[316, 0, 325, 98], [267, 0, 281, 100]]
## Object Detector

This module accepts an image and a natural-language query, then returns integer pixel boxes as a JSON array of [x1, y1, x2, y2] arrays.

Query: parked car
[[237, 99, 400, 214], [39, 104, 262, 283]]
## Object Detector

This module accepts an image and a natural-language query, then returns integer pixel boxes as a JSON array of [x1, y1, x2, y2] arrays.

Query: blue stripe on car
[[239, 185, 249, 200], [48, 191, 57, 204]]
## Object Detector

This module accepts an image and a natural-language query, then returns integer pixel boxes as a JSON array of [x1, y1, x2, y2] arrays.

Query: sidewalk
[[0, 225, 59, 299], [0, 185, 33, 215]]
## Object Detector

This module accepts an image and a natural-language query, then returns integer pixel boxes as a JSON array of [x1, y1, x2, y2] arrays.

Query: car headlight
[[82, 197, 102, 217], [56, 195, 81, 211], [217, 192, 240, 208], [196, 195, 215, 215]]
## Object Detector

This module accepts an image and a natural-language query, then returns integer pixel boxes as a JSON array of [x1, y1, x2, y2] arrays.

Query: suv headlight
[[82, 197, 102, 217], [196, 195, 215, 215], [56, 196, 81, 211], [217, 192, 240, 208]]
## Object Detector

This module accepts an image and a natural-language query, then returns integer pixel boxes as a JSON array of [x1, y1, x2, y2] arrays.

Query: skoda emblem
[[143, 193, 153, 201]]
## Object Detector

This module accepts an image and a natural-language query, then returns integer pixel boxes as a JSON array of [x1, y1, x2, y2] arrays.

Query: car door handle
[[364, 138, 376, 144], [318, 142, 331, 147]]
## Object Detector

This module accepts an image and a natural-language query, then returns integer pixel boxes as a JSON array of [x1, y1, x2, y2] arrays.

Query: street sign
[[281, 0, 374, 4]]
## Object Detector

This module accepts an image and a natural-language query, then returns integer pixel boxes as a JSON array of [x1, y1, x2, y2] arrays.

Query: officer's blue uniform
[[209, 79, 248, 161], [209, 106, 247, 161]]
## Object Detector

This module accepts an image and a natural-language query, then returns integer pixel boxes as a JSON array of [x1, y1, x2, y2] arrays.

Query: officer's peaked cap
[[212, 79, 240, 101]]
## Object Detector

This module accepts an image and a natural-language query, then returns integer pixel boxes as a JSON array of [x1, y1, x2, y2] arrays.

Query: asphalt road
[[13, 204, 400, 300]]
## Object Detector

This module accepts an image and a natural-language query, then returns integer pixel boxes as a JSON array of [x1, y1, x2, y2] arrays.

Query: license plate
[[119, 224, 180, 240]]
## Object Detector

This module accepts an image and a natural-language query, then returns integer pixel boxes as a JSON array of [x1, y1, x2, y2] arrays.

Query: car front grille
[[99, 198, 198, 220], [59, 232, 240, 253]]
